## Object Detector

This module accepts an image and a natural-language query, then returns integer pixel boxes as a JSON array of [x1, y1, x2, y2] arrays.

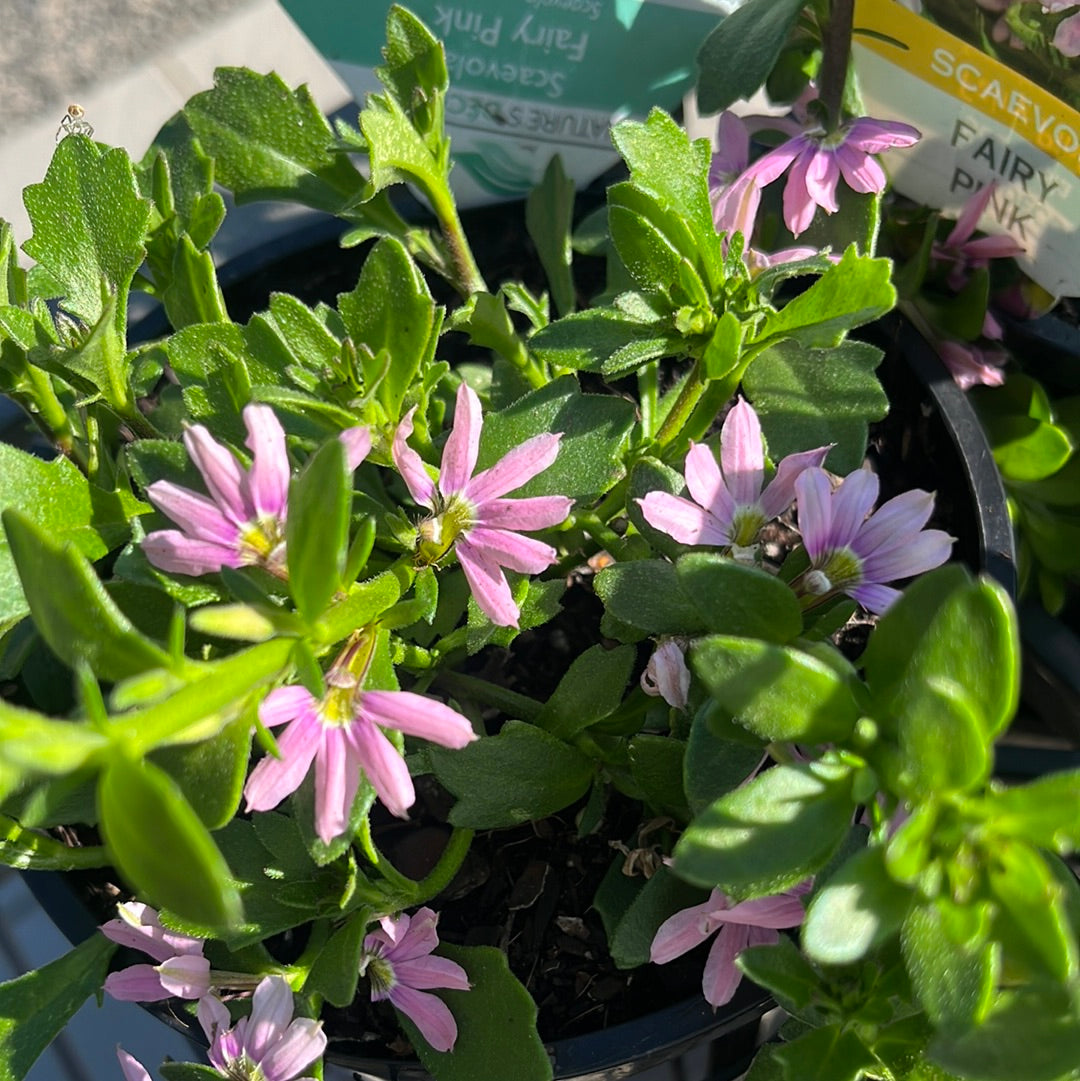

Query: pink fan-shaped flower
[[244, 677, 476, 842], [142, 403, 371, 578], [393, 382, 573, 628], [638, 398, 830, 549], [651, 884, 809, 1007], [932, 182, 1025, 293], [794, 466, 953, 613], [361, 907, 471, 1053]]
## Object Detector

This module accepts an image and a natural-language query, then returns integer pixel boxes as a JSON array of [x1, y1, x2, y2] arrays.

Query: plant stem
[[429, 186, 488, 299], [819, 0, 855, 132], [654, 358, 706, 450], [414, 827, 475, 904], [638, 361, 658, 438]]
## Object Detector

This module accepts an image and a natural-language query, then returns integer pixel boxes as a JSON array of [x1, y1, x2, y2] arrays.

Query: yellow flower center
[[417, 494, 474, 566]]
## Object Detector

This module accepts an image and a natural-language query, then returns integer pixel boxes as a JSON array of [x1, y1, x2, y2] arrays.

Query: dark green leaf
[[526, 155, 576, 318], [684, 705, 764, 816], [399, 943, 550, 1081], [160, 1064, 225, 1081], [535, 644, 634, 739], [803, 846, 913, 965], [745, 339, 887, 476], [674, 759, 853, 897], [737, 937, 819, 1012], [691, 636, 860, 744], [608, 864, 706, 969], [771, 1023, 878, 1081], [595, 559, 703, 635], [696, 0, 809, 114], [626, 457, 687, 559], [99, 756, 243, 929], [529, 308, 683, 377], [0, 932, 115, 1081], [306, 909, 372, 1007], [628, 735, 689, 820], [428, 720, 593, 828], [0, 813, 107, 870], [677, 554, 803, 642]]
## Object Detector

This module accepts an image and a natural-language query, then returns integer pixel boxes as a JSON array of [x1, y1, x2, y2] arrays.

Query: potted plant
[[1, 3, 1077, 1081]]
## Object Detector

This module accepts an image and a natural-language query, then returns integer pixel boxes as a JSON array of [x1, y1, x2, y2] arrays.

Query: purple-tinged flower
[[117, 1048, 153, 1081], [197, 976, 326, 1081], [142, 404, 371, 578], [936, 339, 1008, 391], [794, 466, 953, 614], [100, 902, 210, 1002], [932, 183, 1025, 293], [244, 646, 477, 840], [360, 907, 470, 1053], [638, 398, 830, 549], [745, 117, 921, 236], [1053, 11, 1080, 55], [651, 884, 809, 1007], [393, 383, 573, 628], [641, 639, 691, 709]]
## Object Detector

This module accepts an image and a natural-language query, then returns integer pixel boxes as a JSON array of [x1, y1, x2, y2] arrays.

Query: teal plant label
[[279, 0, 730, 203]]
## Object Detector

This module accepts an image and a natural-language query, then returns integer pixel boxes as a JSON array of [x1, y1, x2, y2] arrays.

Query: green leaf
[[751, 248, 895, 352], [802, 846, 912, 965], [0, 444, 137, 628], [150, 718, 253, 831], [3, 508, 171, 680], [528, 308, 683, 377], [737, 937, 820, 1012], [526, 155, 576, 318], [595, 559, 703, 635], [628, 734, 689, 819], [305, 908, 371, 1006], [894, 677, 989, 797], [771, 1024, 878, 1081], [477, 376, 636, 504], [319, 570, 405, 646], [900, 897, 996, 1028], [0, 700, 106, 776], [535, 644, 634, 739], [862, 567, 1018, 744], [287, 437, 348, 624], [99, 756, 243, 929], [696, 0, 810, 114], [400, 943, 551, 1081], [184, 68, 370, 216], [986, 413, 1073, 482], [338, 236, 438, 420], [0, 932, 115, 1081], [446, 291, 526, 370], [677, 554, 803, 642], [691, 637, 860, 745], [608, 865, 706, 969], [928, 987, 1080, 1081], [684, 706, 765, 817], [674, 759, 854, 897], [428, 720, 593, 828], [377, 4, 450, 135], [22, 135, 150, 329], [160, 1064, 226, 1081], [990, 770, 1080, 852], [745, 339, 888, 476]]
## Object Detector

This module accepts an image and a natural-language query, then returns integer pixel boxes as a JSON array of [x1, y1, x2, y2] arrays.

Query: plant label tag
[[852, 0, 1080, 297], [278, 0, 730, 206]]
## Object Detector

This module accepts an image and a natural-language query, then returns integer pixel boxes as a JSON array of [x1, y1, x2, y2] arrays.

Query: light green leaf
[[595, 559, 703, 635], [529, 308, 683, 377], [525, 155, 576, 318], [0, 813, 107, 870]]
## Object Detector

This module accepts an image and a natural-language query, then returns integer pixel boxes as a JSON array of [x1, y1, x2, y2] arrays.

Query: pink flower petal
[[684, 443, 735, 527], [961, 233, 1026, 260], [244, 713, 322, 813], [650, 895, 718, 964], [637, 492, 731, 546], [246, 976, 294, 1062], [348, 717, 414, 821], [259, 685, 317, 729], [104, 965, 173, 1002], [834, 144, 886, 195], [314, 727, 362, 841], [758, 445, 832, 520], [858, 528, 953, 584], [713, 110, 750, 177], [388, 986, 460, 1053], [392, 408, 437, 509], [828, 468, 880, 548], [702, 924, 752, 1007], [851, 488, 935, 556], [849, 582, 901, 613], [719, 892, 806, 929], [803, 147, 841, 214], [242, 404, 290, 520], [258, 1018, 327, 1081], [719, 399, 765, 507], [794, 468, 834, 558], [156, 953, 211, 998], [340, 426, 373, 471], [745, 136, 807, 187], [198, 993, 232, 1046], [473, 495, 573, 531], [465, 526, 557, 574], [440, 384, 483, 497], [783, 151, 819, 237], [456, 538, 520, 628], [361, 691, 477, 749], [380, 908, 437, 962], [641, 641, 691, 709], [183, 424, 249, 526], [141, 531, 242, 576], [845, 117, 921, 152], [464, 433, 562, 504], [145, 482, 239, 546], [1054, 11, 1080, 55], [394, 955, 471, 992], [117, 1048, 153, 1081], [947, 182, 995, 246]]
